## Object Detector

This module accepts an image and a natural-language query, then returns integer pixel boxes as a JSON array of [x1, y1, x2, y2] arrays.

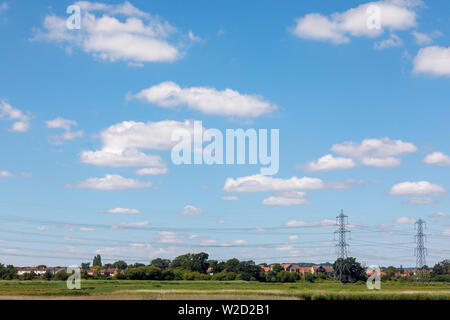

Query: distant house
[[313, 265, 334, 274], [16, 267, 47, 276], [87, 267, 119, 276]]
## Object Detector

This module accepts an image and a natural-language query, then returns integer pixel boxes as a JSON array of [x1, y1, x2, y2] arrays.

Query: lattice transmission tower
[[414, 219, 428, 281], [334, 209, 351, 282]]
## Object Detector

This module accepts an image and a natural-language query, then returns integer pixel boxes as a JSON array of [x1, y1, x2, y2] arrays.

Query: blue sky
[[0, 0, 449, 267]]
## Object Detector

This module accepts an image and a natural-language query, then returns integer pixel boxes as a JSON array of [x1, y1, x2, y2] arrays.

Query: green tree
[[170, 252, 209, 273], [433, 259, 450, 275], [151, 258, 170, 270], [112, 260, 128, 270], [43, 270, 53, 280], [54, 270, 69, 281], [93, 254, 102, 267], [81, 262, 90, 270], [333, 257, 366, 283]]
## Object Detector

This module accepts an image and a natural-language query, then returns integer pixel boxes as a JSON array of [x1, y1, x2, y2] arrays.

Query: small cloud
[[20, 172, 33, 178], [389, 181, 446, 196], [407, 197, 436, 205], [79, 227, 94, 232], [0, 170, 12, 178], [188, 30, 202, 42], [102, 207, 141, 215], [288, 235, 299, 241], [46, 117, 83, 144], [374, 34, 403, 49], [180, 205, 204, 215], [66, 174, 152, 191], [423, 152, 450, 166], [36, 226, 48, 231], [394, 216, 417, 224], [220, 196, 240, 201], [232, 240, 247, 245], [429, 212, 448, 219], [135, 167, 168, 175], [111, 221, 150, 229], [217, 220, 225, 224], [0, 100, 30, 132]]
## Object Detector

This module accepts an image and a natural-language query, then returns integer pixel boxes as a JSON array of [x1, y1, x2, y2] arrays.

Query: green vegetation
[[0, 279, 448, 300]]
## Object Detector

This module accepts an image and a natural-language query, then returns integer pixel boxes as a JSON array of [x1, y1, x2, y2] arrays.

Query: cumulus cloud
[[103, 207, 141, 214], [33, 1, 188, 64], [262, 191, 309, 206], [394, 216, 417, 224], [440, 229, 450, 237], [0, 100, 30, 132], [46, 117, 83, 144], [80, 120, 196, 167], [389, 181, 446, 196], [331, 137, 417, 167], [288, 235, 299, 241], [284, 219, 336, 228], [223, 174, 324, 193], [303, 154, 357, 172], [133, 81, 277, 118], [423, 152, 450, 166], [180, 205, 204, 215], [67, 174, 152, 190], [413, 46, 450, 76], [291, 1, 418, 44]]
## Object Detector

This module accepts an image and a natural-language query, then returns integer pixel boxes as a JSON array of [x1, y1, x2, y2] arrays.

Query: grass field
[[0, 280, 449, 300]]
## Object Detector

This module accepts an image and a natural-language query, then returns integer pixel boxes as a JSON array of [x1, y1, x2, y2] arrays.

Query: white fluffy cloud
[[46, 117, 83, 144], [423, 152, 450, 166], [81, 120, 195, 167], [103, 207, 141, 214], [284, 219, 336, 228], [67, 174, 152, 190], [180, 205, 204, 215], [331, 137, 417, 167], [0, 100, 30, 132], [133, 81, 277, 118], [413, 46, 450, 76], [394, 216, 417, 224], [389, 181, 446, 196], [33, 1, 184, 64], [291, 1, 418, 44], [303, 154, 357, 172], [262, 191, 309, 206], [223, 174, 324, 193]]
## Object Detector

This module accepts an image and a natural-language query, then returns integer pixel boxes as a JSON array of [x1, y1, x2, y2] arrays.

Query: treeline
[[1, 255, 449, 283]]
